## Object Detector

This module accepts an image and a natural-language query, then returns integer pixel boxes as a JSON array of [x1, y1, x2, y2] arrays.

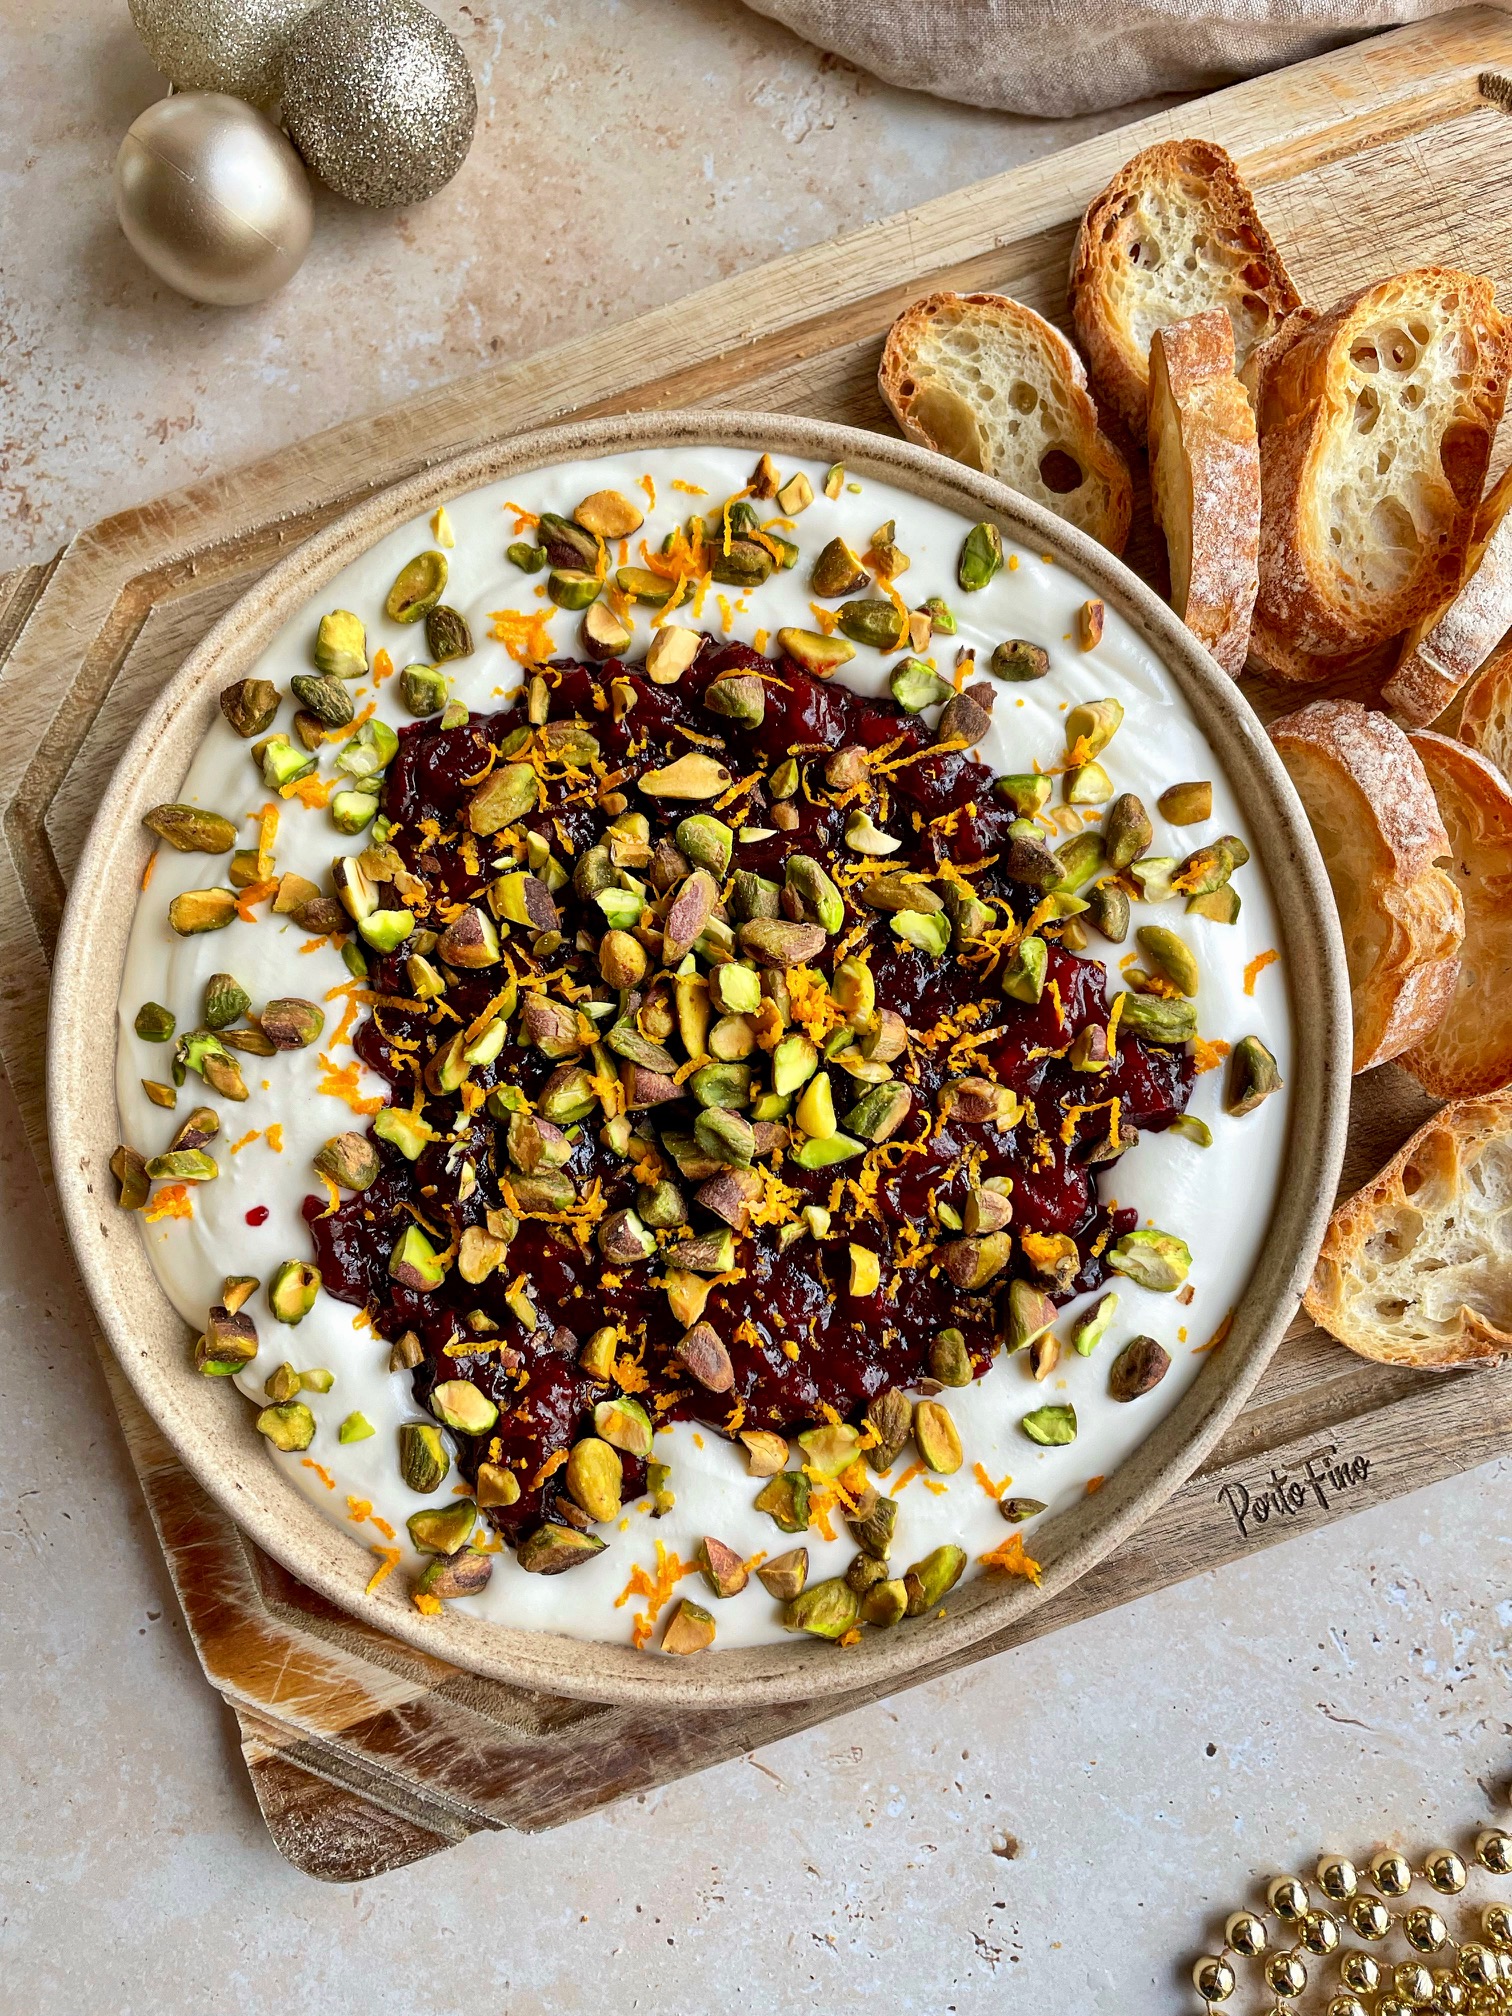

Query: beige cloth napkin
[[741, 0, 1470, 115]]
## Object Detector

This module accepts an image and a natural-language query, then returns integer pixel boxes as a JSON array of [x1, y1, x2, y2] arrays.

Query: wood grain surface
[[5, 9, 1512, 1874]]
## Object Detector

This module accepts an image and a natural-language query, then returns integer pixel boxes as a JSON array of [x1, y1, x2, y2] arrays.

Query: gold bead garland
[[1191, 1828, 1512, 2012]]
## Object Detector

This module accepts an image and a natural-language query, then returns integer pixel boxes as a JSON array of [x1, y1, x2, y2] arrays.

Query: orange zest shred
[[317, 1173, 343, 1218], [141, 849, 158, 890], [235, 878, 278, 921], [979, 1532, 1042, 1584], [489, 606, 558, 665], [316, 1053, 385, 1114], [143, 1183, 192, 1222], [365, 1546, 402, 1594], [265, 1123, 284, 1153], [973, 1463, 1013, 1501], [346, 1496, 372, 1524], [639, 473, 656, 509], [1243, 948, 1279, 995], [615, 1540, 694, 1650], [1085, 1474, 1105, 1494], [301, 1459, 336, 1489], [889, 1461, 926, 1497], [1194, 1309, 1235, 1356], [229, 1129, 261, 1154], [286, 775, 336, 809], [371, 647, 395, 684], [1192, 1036, 1232, 1076]]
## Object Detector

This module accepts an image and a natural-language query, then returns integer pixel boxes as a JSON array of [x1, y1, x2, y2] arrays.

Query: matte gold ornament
[[128, 0, 318, 101], [114, 93, 313, 305], [278, 0, 476, 208]]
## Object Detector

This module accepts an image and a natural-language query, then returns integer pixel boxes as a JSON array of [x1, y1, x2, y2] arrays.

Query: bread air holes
[[1010, 381, 1038, 415], [1366, 1208, 1422, 1264], [1039, 448, 1084, 494], [1354, 385, 1381, 435]]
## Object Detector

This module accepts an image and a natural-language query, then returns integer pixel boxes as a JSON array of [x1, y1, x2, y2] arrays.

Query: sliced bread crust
[[1269, 699, 1463, 1074], [1305, 1092, 1512, 1368], [1401, 731, 1512, 1098], [1250, 270, 1510, 680], [1147, 310, 1260, 677], [1068, 138, 1301, 437], [878, 291, 1133, 553], [1456, 629, 1512, 779], [1383, 466, 1512, 725]]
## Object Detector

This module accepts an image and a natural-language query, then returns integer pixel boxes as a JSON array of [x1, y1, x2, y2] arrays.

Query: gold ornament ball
[[1371, 1848, 1414, 1897], [1461, 1945, 1500, 1988], [1192, 1955, 1235, 2002], [114, 93, 313, 305], [1427, 1848, 1470, 1895], [1225, 1909, 1268, 1958], [1434, 1974, 1470, 2015], [1403, 1903, 1448, 1951], [1341, 1952, 1383, 1994], [128, 0, 318, 102], [1477, 1829, 1512, 1875], [1348, 1895, 1393, 1940], [1394, 1960, 1436, 2004], [1266, 1952, 1308, 1996], [1267, 1874, 1310, 1920], [1326, 1998, 1369, 2016], [1300, 1908, 1341, 1955], [1318, 1854, 1359, 1901], [278, 0, 476, 209], [1484, 1901, 1512, 1948]]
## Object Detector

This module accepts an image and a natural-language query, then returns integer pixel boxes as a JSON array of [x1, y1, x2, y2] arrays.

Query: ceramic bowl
[[49, 409, 1350, 1708]]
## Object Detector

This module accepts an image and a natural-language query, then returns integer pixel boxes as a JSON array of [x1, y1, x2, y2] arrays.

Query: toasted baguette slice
[[878, 292, 1133, 553], [1269, 700, 1463, 1073], [1400, 731, 1512, 1097], [1068, 139, 1301, 437], [1383, 467, 1512, 724], [1456, 629, 1512, 777], [1250, 270, 1510, 679], [1147, 311, 1260, 677], [1305, 1092, 1512, 1367]]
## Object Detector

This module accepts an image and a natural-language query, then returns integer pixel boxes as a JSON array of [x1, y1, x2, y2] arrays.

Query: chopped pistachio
[[644, 624, 702, 685], [388, 1224, 447, 1292], [989, 638, 1050, 682], [783, 1577, 859, 1639], [385, 550, 448, 624], [407, 1500, 478, 1556], [1021, 1403, 1077, 1447], [566, 1437, 623, 1523], [517, 1524, 607, 1575], [903, 1544, 967, 1614], [1159, 780, 1212, 824], [836, 597, 907, 651], [889, 659, 952, 713], [958, 521, 1004, 591], [399, 663, 450, 716], [661, 1598, 716, 1655], [1115, 991, 1197, 1045], [134, 1001, 175, 1042], [929, 1327, 972, 1387], [267, 1259, 320, 1324], [1136, 925, 1199, 997], [476, 1462, 521, 1508], [143, 1148, 218, 1182], [755, 1471, 811, 1533], [891, 909, 951, 956], [1226, 1034, 1281, 1115], [595, 1395, 654, 1458], [256, 1403, 316, 1452], [338, 1411, 376, 1443], [913, 1399, 963, 1474], [220, 677, 280, 737], [194, 1305, 258, 1375], [1170, 1113, 1213, 1147], [335, 717, 399, 782], [254, 735, 316, 791], [1068, 1291, 1118, 1357], [1108, 1228, 1191, 1291], [399, 1421, 449, 1493], [429, 1379, 498, 1436], [167, 888, 237, 935], [1109, 1335, 1172, 1401], [144, 803, 238, 854], [1001, 935, 1047, 1005]]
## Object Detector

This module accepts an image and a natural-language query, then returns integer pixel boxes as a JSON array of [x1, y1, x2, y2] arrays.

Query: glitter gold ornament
[[278, 0, 476, 208], [114, 93, 313, 305], [128, 0, 318, 101]]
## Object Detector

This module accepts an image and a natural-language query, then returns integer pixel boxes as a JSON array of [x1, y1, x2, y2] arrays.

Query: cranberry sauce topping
[[308, 638, 1192, 1541]]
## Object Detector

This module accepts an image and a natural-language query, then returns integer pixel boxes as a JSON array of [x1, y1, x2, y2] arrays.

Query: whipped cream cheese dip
[[115, 444, 1292, 1652]]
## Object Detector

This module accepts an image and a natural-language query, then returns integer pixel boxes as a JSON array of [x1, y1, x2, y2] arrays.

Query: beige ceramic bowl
[[50, 410, 1351, 1708]]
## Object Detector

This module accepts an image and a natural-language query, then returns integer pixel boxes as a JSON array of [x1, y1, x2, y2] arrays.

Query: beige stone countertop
[[3, 4, 1509, 2009]]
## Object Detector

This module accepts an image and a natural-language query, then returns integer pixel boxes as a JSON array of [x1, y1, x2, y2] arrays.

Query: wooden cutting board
[[7, 8, 1512, 1877]]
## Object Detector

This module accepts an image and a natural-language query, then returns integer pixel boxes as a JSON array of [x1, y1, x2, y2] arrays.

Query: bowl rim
[[49, 406, 1351, 1709]]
